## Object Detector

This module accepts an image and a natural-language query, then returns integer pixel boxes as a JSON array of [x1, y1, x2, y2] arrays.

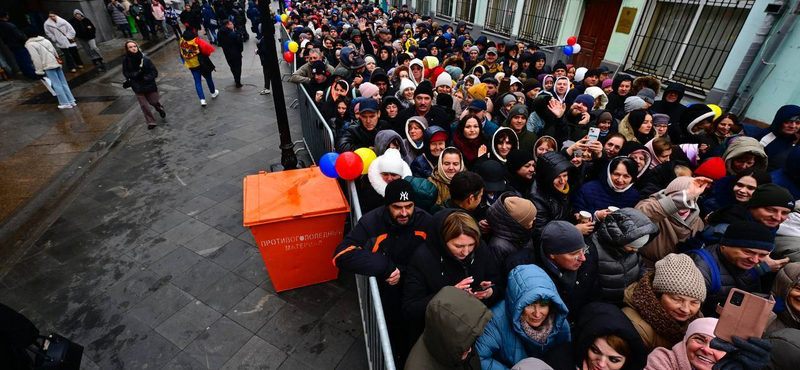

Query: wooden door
[[573, 0, 623, 68]]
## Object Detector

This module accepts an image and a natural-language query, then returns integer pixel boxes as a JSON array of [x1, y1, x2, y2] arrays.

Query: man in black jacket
[[217, 20, 243, 87], [395, 80, 452, 134], [336, 98, 389, 152], [0, 10, 36, 78], [332, 179, 431, 366]]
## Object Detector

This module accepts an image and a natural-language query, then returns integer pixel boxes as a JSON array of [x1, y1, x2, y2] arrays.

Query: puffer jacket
[[411, 126, 447, 178], [530, 151, 575, 242], [544, 302, 647, 370], [767, 263, 800, 332], [404, 209, 504, 340], [764, 328, 800, 370], [722, 136, 768, 175], [591, 208, 658, 304], [688, 244, 762, 317], [107, 2, 128, 25], [24, 36, 60, 75], [486, 192, 534, 266], [476, 265, 571, 370], [573, 158, 641, 216], [635, 190, 704, 267], [405, 286, 493, 370], [757, 105, 800, 171]]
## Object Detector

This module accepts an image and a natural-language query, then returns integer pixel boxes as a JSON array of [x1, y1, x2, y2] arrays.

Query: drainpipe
[[728, 0, 800, 115]]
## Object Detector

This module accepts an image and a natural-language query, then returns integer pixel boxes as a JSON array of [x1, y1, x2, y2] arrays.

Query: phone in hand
[[588, 127, 600, 143], [470, 281, 495, 292], [714, 288, 774, 342]]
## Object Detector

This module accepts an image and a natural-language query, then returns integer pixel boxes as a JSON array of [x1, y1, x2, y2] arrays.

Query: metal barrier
[[278, 23, 396, 370]]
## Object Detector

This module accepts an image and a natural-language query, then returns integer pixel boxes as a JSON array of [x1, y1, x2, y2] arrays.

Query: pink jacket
[[645, 340, 692, 370], [151, 3, 165, 20]]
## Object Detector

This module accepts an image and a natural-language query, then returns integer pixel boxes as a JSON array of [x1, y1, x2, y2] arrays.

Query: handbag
[[198, 53, 215, 74]]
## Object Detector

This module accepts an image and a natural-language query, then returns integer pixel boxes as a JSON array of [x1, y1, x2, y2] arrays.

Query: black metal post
[[259, 0, 297, 170]]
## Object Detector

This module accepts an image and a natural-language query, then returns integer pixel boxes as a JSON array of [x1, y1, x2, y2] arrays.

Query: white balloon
[[572, 44, 581, 53]]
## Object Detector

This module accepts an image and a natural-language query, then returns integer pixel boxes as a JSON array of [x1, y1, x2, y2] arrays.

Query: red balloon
[[335, 151, 363, 180], [283, 51, 294, 63], [567, 36, 577, 46]]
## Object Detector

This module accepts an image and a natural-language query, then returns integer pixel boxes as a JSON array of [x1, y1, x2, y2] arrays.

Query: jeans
[[60, 47, 83, 70], [117, 23, 133, 38], [205, 26, 217, 43], [190, 68, 215, 99], [44, 67, 75, 105], [160, 19, 170, 38]]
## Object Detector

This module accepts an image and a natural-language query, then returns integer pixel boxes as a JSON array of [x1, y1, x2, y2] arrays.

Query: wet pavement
[[0, 23, 368, 370]]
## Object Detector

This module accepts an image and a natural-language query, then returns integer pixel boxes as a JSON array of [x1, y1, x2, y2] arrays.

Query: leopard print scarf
[[629, 271, 699, 343]]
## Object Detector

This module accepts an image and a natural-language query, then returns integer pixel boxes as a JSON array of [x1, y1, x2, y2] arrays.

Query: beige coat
[[25, 36, 61, 75], [621, 283, 677, 351], [635, 192, 704, 267]]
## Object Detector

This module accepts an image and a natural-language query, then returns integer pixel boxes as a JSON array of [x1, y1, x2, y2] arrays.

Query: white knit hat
[[435, 72, 452, 88], [378, 148, 404, 175]]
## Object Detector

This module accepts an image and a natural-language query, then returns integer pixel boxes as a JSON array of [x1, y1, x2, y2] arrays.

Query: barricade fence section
[[279, 23, 395, 370]]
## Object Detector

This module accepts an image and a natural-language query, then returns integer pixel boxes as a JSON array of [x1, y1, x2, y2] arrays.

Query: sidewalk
[[0, 24, 367, 370]]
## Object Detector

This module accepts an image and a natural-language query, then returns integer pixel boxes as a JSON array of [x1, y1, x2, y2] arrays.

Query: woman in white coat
[[43, 11, 83, 72], [24, 28, 76, 109]]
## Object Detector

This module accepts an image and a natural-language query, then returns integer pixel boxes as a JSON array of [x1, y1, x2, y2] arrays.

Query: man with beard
[[564, 94, 596, 142], [333, 179, 431, 367]]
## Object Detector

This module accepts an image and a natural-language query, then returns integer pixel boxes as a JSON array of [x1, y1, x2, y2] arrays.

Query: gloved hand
[[711, 336, 772, 370]]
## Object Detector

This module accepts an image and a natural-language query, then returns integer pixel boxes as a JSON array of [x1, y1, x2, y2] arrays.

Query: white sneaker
[[58, 104, 73, 109], [211, 89, 220, 98], [260, 89, 271, 95], [70, 101, 77, 107], [200, 99, 207, 106]]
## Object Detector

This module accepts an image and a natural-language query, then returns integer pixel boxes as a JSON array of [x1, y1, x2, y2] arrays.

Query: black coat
[[395, 105, 453, 136], [69, 16, 96, 40], [403, 209, 504, 340], [0, 20, 26, 49], [217, 26, 243, 61], [335, 120, 389, 153], [529, 151, 575, 242], [122, 54, 158, 93]]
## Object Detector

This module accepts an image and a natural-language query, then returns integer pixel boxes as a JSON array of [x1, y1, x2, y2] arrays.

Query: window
[[454, 0, 478, 24], [625, 0, 754, 92], [518, 0, 567, 45], [437, 0, 453, 18], [484, 0, 517, 35], [415, 0, 430, 14]]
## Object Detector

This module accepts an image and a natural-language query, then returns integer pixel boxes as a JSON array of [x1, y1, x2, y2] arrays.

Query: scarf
[[126, 50, 143, 69], [453, 131, 482, 163], [556, 183, 569, 195], [519, 314, 555, 344], [629, 271, 699, 344]]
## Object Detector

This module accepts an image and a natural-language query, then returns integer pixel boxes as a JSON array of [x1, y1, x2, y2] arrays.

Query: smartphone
[[588, 127, 600, 143], [471, 281, 495, 292], [714, 288, 774, 342]]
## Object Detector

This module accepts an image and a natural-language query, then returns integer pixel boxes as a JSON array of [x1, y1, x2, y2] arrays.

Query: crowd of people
[[273, 1, 800, 370]]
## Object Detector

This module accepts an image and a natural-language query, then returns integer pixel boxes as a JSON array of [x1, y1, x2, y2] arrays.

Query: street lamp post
[[258, 0, 297, 171]]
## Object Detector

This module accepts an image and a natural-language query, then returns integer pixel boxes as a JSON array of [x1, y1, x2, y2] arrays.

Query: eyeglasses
[[570, 246, 590, 261]]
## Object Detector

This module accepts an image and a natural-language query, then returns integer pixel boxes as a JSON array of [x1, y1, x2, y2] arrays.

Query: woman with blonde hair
[[122, 40, 166, 129]]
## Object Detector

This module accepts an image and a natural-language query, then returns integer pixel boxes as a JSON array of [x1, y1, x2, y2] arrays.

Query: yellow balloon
[[288, 41, 299, 53], [707, 104, 722, 120], [280, 14, 288, 23], [354, 147, 377, 175]]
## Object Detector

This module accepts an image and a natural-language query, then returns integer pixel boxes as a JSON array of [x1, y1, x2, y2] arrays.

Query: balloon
[[319, 152, 339, 178], [563, 45, 573, 56], [274, 15, 282, 22], [708, 104, 722, 119], [354, 148, 377, 175], [288, 41, 299, 53], [283, 51, 294, 63], [572, 44, 581, 53], [280, 14, 288, 23], [283, 41, 291, 52], [335, 152, 363, 180], [567, 36, 577, 46]]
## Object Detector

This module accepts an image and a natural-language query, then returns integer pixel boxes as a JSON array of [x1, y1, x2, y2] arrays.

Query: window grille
[[484, 0, 517, 35], [454, 0, 478, 23], [437, 0, 453, 17], [518, 0, 567, 45]]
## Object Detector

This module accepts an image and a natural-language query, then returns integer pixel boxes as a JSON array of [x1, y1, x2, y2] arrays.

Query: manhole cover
[[224, 83, 257, 92]]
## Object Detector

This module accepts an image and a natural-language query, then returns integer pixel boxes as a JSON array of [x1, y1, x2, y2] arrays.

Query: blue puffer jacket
[[756, 105, 800, 171], [476, 265, 570, 370], [573, 157, 640, 215], [772, 146, 800, 199]]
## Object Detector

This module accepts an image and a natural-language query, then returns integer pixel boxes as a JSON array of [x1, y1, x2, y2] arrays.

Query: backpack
[[687, 248, 722, 295]]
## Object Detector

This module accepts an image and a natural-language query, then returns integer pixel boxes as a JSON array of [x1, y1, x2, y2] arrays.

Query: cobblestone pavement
[[0, 23, 367, 370]]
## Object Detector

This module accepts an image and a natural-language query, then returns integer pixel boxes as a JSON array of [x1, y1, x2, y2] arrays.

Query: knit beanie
[[468, 83, 488, 101], [683, 318, 718, 342], [541, 221, 585, 255], [506, 149, 534, 174], [552, 61, 567, 73], [414, 80, 434, 98], [653, 253, 707, 302], [504, 197, 537, 228], [358, 82, 379, 99], [523, 79, 541, 94], [624, 96, 647, 113], [720, 221, 775, 251], [636, 88, 656, 104], [652, 113, 670, 125], [445, 65, 462, 81], [364, 55, 376, 65], [573, 94, 595, 110], [747, 184, 796, 210], [502, 94, 517, 107], [384, 179, 415, 206], [469, 45, 479, 54], [601, 79, 613, 90], [665, 176, 695, 195], [598, 111, 613, 123], [435, 72, 452, 88], [694, 157, 726, 181], [378, 148, 405, 175], [436, 94, 453, 108]]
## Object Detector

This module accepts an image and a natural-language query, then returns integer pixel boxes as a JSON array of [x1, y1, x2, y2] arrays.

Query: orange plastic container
[[243, 167, 350, 292]]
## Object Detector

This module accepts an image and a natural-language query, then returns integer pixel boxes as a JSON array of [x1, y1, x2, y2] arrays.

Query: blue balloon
[[320, 152, 340, 178], [686, 103, 696, 107], [283, 41, 291, 51], [275, 14, 282, 22], [563, 45, 573, 56]]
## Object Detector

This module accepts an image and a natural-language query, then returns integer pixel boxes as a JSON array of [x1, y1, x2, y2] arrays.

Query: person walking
[[217, 20, 243, 88], [43, 11, 83, 73], [106, 0, 133, 38], [163, 3, 181, 40], [179, 28, 218, 106], [200, 2, 218, 45], [69, 10, 106, 71], [150, 0, 169, 40], [122, 40, 166, 129], [24, 28, 76, 109], [0, 10, 37, 78], [256, 28, 271, 95]]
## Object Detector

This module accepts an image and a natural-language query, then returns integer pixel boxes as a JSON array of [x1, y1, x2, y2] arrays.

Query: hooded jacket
[[375, 129, 413, 164], [591, 208, 658, 304], [543, 302, 647, 370], [43, 15, 76, 49], [759, 105, 800, 171], [651, 83, 686, 124], [635, 188, 704, 267], [503, 104, 538, 154], [412, 126, 447, 178], [69, 10, 96, 40], [476, 264, 571, 370], [530, 152, 575, 242], [606, 74, 634, 119], [573, 158, 641, 216], [722, 136, 768, 175], [767, 263, 800, 332], [404, 209, 504, 339], [772, 145, 800, 199], [24, 36, 61, 75], [405, 286, 493, 370], [486, 192, 535, 266]]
